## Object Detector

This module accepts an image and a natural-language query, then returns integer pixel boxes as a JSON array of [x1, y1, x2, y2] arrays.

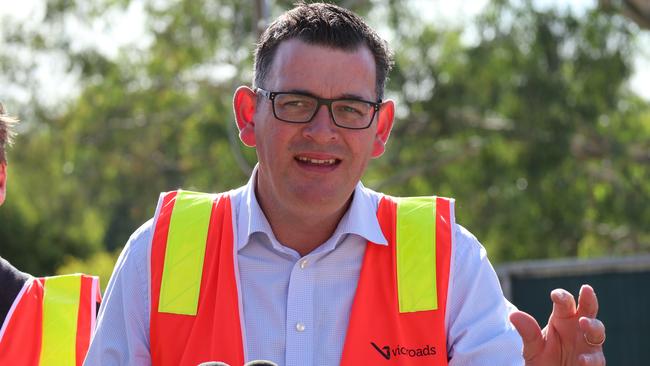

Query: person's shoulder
[[365, 188, 456, 203], [0, 257, 31, 286], [128, 218, 155, 243], [454, 223, 479, 243], [115, 218, 155, 266], [451, 222, 490, 262], [155, 187, 245, 206], [130, 186, 243, 247], [0, 256, 32, 324], [0, 256, 30, 285]]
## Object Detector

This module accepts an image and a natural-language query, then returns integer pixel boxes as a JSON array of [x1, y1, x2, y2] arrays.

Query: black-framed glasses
[[256, 88, 381, 130]]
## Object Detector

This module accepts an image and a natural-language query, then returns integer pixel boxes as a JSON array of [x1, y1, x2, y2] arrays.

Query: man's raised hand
[[509, 285, 606, 366]]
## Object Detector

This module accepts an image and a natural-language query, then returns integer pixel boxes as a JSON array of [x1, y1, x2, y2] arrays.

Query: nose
[[302, 104, 339, 143]]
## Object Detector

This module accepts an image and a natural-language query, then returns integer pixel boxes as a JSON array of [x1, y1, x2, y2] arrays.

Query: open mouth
[[295, 156, 341, 166]]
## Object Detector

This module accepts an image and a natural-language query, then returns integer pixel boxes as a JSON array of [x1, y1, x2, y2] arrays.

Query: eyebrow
[[286, 89, 374, 102]]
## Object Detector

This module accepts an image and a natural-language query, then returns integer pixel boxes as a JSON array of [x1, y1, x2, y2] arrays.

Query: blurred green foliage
[[57, 250, 121, 293], [0, 0, 648, 280]]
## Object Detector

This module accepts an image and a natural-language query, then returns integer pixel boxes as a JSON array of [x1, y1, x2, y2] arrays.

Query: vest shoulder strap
[[40, 274, 100, 366], [395, 196, 450, 312], [0, 273, 100, 366], [156, 190, 218, 315]]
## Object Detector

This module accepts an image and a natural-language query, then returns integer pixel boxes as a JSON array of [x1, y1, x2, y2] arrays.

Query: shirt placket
[[285, 256, 314, 366]]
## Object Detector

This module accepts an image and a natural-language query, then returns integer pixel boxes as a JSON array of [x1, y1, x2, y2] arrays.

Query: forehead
[[266, 39, 377, 100]]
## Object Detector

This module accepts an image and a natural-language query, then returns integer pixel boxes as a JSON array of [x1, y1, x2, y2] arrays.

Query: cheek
[[255, 124, 290, 162], [349, 133, 376, 158], [262, 121, 299, 146]]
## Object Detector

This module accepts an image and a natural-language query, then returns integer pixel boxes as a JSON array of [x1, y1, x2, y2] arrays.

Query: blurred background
[[1, 0, 649, 362]]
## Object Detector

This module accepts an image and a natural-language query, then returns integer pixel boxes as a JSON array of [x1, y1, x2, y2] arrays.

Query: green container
[[498, 255, 650, 366]]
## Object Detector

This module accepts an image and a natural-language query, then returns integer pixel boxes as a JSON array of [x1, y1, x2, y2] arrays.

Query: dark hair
[[0, 104, 18, 164], [253, 2, 394, 99]]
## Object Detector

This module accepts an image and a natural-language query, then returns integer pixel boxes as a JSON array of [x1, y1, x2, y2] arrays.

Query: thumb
[[510, 310, 545, 362]]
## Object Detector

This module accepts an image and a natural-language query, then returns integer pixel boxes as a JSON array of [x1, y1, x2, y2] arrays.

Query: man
[[85, 3, 606, 365], [0, 104, 101, 365]]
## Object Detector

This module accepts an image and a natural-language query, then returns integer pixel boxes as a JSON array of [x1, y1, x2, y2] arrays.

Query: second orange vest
[[0, 273, 101, 366]]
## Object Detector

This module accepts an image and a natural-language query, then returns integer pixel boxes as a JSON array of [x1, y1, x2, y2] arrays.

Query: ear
[[0, 163, 7, 206], [371, 99, 395, 158], [233, 86, 258, 147]]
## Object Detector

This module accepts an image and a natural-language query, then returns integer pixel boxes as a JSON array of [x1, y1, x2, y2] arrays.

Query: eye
[[276, 94, 315, 109], [284, 100, 307, 107], [342, 105, 363, 115], [335, 101, 368, 116]]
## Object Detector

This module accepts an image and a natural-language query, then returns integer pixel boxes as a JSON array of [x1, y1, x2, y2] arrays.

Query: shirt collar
[[235, 165, 387, 252]]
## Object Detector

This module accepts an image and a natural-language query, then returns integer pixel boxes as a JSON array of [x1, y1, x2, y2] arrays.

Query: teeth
[[297, 156, 337, 165]]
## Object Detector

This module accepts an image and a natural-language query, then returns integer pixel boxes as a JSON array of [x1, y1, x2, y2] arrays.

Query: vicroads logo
[[370, 342, 437, 360]]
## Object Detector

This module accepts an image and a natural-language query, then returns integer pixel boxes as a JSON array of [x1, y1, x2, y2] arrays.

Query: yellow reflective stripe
[[159, 190, 214, 315], [396, 197, 437, 313], [39, 274, 81, 366]]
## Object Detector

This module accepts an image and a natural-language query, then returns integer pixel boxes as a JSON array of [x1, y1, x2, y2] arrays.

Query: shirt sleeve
[[446, 224, 524, 366], [84, 220, 153, 366]]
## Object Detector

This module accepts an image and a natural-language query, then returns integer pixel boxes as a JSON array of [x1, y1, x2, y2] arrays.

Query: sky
[[1, 0, 649, 104]]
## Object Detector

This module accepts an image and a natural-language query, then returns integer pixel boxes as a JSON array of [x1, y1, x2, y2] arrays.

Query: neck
[[255, 187, 352, 257], [274, 210, 347, 256]]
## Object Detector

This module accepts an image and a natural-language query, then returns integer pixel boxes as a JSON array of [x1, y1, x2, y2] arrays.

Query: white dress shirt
[[84, 173, 523, 365]]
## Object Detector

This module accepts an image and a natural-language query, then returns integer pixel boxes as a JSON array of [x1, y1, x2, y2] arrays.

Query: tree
[[600, 0, 650, 29], [371, 0, 649, 261], [0, 0, 648, 275]]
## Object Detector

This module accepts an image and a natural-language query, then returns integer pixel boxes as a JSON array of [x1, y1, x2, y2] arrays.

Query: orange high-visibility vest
[[0, 274, 101, 366], [150, 190, 452, 365]]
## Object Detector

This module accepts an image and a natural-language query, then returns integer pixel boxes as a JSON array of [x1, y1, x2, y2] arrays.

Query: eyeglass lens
[[273, 93, 375, 129]]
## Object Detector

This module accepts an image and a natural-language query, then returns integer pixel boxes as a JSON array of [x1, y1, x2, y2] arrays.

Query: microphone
[[197, 361, 277, 366]]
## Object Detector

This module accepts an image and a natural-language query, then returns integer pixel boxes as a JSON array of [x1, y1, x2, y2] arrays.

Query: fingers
[[509, 310, 544, 361], [550, 288, 577, 320], [577, 284, 599, 318], [578, 316, 607, 366], [580, 316, 606, 348], [579, 352, 607, 366]]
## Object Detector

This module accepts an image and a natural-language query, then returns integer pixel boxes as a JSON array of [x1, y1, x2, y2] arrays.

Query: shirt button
[[296, 322, 306, 332], [299, 259, 308, 269]]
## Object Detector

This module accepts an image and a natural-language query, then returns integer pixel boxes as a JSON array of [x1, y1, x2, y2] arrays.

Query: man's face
[[0, 162, 6, 206], [237, 39, 394, 218]]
